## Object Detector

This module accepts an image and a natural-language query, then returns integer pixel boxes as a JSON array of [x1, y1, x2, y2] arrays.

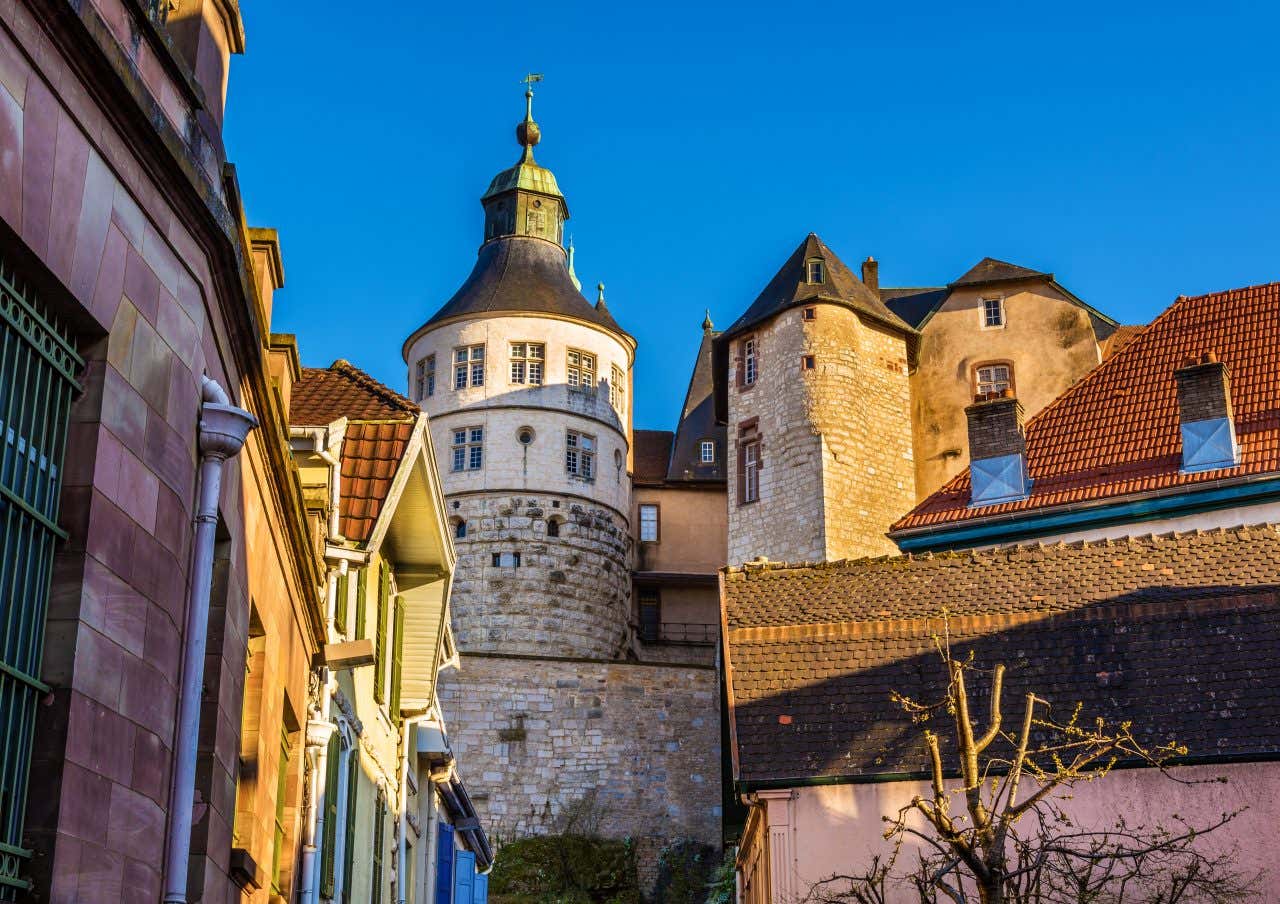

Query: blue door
[[454, 850, 476, 904], [473, 870, 489, 904], [435, 824, 455, 904]]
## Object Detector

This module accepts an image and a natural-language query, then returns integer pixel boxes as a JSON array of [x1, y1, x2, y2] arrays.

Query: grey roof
[[951, 256, 1049, 287], [721, 234, 914, 341], [667, 329, 726, 482], [415, 237, 629, 339], [883, 287, 949, 329]]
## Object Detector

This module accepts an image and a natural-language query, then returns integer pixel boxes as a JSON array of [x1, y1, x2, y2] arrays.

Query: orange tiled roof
[[1099, 323, 1145, 359], [893, 282, 1280, 533], [292, 361, 418, 544]]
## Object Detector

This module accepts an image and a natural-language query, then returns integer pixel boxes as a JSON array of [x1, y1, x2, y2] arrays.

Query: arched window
[[454, 519, 467, 540], [547, 519, 560, 538]]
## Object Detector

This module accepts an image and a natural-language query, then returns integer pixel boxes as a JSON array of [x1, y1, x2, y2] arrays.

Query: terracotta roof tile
[[1099, 323, 1145, 359], [893, 283, 1280, 533], [291, 361, 418, 544], [722, 525, 1280, 784]]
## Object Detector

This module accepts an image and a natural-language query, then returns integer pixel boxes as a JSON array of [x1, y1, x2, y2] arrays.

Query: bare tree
[[808, 629, 1262, 904]]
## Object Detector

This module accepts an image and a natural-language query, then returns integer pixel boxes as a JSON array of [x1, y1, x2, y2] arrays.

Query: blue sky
[[225, 1, 1280, 430]]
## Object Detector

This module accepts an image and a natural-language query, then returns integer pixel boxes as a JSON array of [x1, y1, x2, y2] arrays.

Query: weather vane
[[521, 73, 544, 92]]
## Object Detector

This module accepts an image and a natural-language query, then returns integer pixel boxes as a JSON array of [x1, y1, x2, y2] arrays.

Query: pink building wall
[[752, 762, 1279, 903]]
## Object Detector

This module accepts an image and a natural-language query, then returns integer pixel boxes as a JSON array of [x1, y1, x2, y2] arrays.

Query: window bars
[[0, 252, 81, 899]]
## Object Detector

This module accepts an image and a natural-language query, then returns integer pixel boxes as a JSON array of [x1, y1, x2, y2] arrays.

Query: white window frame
[[806, 259, 826, 285], [700, 440, 715, 463], [451, 426, 484, 472], [744, 439, 761, 503], [610, 363, 626, 414], [415, 354, 436, 400], [639, 504, 659, 542], [980, 296, 1006, 330], [509, 342, 545, 385], [567, 349, 596, 392], [975, 363, 1013, 397], [454, 345, 485, 389], [566, 430, 596, 480], [743, 338, 757, 386]]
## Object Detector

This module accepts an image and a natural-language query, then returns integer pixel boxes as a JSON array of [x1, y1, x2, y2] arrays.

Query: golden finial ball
[[517, 120, 541, 148]]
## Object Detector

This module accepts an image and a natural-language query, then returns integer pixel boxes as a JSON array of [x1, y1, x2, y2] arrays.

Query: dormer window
[[806, 259, 826, 285]]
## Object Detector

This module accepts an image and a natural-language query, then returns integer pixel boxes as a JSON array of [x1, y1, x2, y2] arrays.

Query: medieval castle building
[[401, 90, 1127, 867]]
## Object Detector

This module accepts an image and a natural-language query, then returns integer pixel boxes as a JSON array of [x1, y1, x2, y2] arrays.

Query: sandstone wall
[[439, 654, 722, 850], [450, 492, 632, 658]]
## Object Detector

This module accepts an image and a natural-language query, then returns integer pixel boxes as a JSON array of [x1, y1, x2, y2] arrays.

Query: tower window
[[509, 342, 545, 385], [451, 426, 484, 472], [491, 552, 521, 568], [454, 345, 485, 389], [806, 259, 826, 285], [700, 440, 715, 463], [639, 504, 659, 542], [454, 519, 467, 539], [416, 354, 436, 399], [610, 364, 625, 415], [974, 362, 1014, 398], [740, 438, 761, 504], [801, 355, 816, 371], [802, 307, 817, 321], [547, 518, 560, 538], [567, 349, 596, 391], [981, 297, 1005, 329], [566, 430, 596, 479], [742, 337, 758, 387]]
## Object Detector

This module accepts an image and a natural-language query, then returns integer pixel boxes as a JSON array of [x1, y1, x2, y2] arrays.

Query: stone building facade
[[400, 92, 721, 874]]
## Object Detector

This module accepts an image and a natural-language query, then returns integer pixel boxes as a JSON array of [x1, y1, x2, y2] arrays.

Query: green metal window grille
[[319, 729, 341, 897], [334, 571, 349, 633], [373, 562, 389, 703], [0, 252, 81, 899], [389, 597, 405, 720], [354, 567, 367, 640], [371, 792, 386, 904], [341, 748, 359, 903], [271, 725, 291, 895]]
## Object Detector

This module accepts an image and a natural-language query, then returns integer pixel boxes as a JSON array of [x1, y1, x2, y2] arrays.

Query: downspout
[[162, 377, 258, 904], [398, 709, 434, 904]]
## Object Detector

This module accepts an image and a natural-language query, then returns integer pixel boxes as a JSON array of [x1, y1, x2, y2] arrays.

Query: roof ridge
[[330, 359, 418, 414]]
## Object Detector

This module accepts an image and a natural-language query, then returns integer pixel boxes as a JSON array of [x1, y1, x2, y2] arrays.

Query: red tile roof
[[893, 283, 1280, 533], [1099, 323, 1145, 359], [292, 361, 419, 544], [290, 360, 418, 425], [722, 525, 1280, 784]]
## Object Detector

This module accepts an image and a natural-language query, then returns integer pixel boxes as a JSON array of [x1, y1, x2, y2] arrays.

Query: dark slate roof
[[667, 329, 726, 482], [722, 525, 1280, 786], [894, 282, 1280, 534], [413, 237, 629, 340], [721, 234, 914, 341], [950, 256, 1050, 287], [633, 430, 674, 484], [882, 287, 949, 329]]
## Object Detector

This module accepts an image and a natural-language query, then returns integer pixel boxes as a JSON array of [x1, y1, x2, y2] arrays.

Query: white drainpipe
[[398, 711, 434, 904], [162, 377, 258, 904]]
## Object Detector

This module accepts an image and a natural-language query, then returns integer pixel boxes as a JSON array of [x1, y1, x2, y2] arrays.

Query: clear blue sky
[[225, 1, 1280, 431]]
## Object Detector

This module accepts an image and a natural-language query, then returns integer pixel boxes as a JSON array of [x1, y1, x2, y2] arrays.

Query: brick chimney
[[861, 256, 879, 297], [965, 389, 1030, 505], [1175, 352, 1238, 472]]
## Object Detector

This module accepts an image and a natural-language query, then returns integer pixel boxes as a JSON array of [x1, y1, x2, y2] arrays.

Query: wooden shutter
[[474, 870, 489, 904], [341, 751, 359, 903], [736, 442, 746, 504], [435, 823, 456, 904], [335, 571, 349, 631], [454, 850, 476, 903], [371, 793, 386, 904], [354, 568, 368, 640], [320, 731, 341, 896], [374, 562, 389, 703], [389, 597, 406, 719]]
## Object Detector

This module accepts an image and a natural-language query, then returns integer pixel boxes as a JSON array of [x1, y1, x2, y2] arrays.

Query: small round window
[[517, 427, 536, 445]]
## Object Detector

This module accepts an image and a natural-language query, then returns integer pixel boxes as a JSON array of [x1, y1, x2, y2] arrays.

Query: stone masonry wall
[[438, 654, 721, 851], [727, 304, 915, 565], [450, 492, 632, 658]]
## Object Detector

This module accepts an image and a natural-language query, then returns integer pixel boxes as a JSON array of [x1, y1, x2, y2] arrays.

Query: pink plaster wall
[[757, 763, 1280, 903]]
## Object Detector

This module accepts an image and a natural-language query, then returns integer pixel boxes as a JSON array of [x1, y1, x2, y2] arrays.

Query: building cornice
[[402, 308, 637, 365]]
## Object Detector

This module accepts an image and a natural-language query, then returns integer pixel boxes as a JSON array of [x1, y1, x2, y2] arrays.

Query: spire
[[702, 309, 714, 333], [567, 237, 581, 291], [595, 282, 613, 315], [516, 76, 542, 163], [481, 74, 567, 245]]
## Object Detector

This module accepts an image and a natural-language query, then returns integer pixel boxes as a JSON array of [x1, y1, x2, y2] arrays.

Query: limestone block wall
[[726, 305, 915, 565], [438, 655, 722, 850], [449, 492, 632, 659]]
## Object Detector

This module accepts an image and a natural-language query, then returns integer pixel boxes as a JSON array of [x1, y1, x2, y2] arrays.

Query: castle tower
[[714, 234, 917, 565], [401, 93, 721, 867]]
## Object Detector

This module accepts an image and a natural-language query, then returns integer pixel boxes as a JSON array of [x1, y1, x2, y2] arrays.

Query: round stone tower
[[402, 88, 636, 660]]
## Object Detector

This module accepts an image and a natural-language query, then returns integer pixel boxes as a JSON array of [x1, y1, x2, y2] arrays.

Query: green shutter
[[354, 567, 368, 639], [335, 571, 349, 632], [371, 793, 386, 904], [272, 727, 291, 895], [374, 562, 389, 703], [341, 749, 359, 903], [320, 731, 341, 897], [389, 597, 406, 719]]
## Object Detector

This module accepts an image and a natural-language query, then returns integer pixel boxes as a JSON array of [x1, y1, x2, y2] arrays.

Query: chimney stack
[[1175, 352, 1238, 472], [861, 256, 879, 297], [965, 389, 1031, 505]]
